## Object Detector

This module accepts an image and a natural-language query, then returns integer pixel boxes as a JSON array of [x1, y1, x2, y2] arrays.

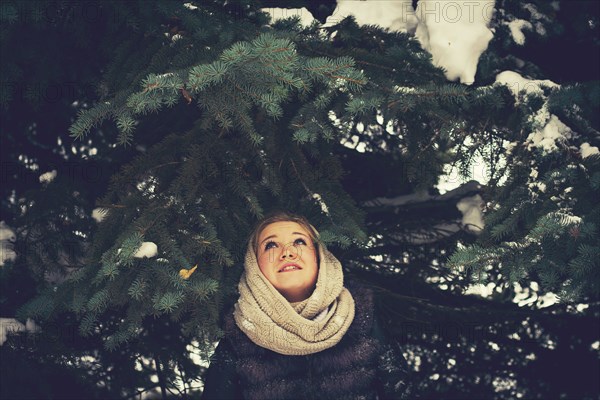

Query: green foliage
[[450, 116, 600, 303]]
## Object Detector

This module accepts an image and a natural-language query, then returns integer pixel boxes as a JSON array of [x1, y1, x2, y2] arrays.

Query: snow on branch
[[363, 181, 485, 243], [363, 180, 483, 208], [415, 0, 495, 84]]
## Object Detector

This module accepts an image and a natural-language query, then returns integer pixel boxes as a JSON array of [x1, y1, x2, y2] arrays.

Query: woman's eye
[[264, 241, 277, 251], [294, 238, 307, 246]]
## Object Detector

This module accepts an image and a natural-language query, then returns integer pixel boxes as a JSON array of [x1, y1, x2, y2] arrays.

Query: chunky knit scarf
[[233, 240, 355, 355]]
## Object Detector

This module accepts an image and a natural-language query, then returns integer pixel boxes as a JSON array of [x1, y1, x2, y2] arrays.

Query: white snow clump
[[39, 170, 57, 184], [91, 208, 107, 223], [312, 193, 330, 215], [0, 221, 17, 267], [0, 318, 38, 346], [505, 19, 533, 45], [526, 115, 572, 154], [414, 0, 496, 84], [495, 70, 558, 100], [495, 71, 573, 156], [456, 194, 484, 234], [324, 0, 418, 32], [521, 3, 549, 36], [322, 1, 495, 84], [580, 143, 599, 159], [134, 242, 158, 258]]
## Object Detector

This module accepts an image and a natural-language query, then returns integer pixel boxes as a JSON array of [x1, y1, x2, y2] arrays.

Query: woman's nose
[[280, 244, 297, 259]]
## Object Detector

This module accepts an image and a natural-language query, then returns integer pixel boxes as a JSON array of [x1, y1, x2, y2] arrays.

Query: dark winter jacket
[[201, 281, 413, 399]]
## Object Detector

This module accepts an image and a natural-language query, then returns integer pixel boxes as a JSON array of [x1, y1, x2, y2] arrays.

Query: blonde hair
[[249, 211, 319, 259]]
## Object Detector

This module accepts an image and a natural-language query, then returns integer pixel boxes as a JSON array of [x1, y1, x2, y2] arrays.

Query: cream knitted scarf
[[233, 240, 355, 355]]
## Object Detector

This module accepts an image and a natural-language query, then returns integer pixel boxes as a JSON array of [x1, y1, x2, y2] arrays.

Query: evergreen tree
[[1, 1, 598, 398]]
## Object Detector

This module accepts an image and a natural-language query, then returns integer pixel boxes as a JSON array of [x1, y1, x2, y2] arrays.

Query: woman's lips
[[278, 263, 302, 272]]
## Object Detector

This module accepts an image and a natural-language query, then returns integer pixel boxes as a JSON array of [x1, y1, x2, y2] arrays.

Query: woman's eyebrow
[[260, 232, 308, 245]]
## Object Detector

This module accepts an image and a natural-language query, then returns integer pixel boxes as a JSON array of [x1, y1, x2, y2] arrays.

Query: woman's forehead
[[259, 221, 310, 239]]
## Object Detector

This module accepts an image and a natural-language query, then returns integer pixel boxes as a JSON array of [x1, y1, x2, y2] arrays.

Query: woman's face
[[256, 221, 318, 302]]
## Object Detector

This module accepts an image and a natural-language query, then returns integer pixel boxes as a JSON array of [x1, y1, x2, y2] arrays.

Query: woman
[[202, 211, 412, 399]]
